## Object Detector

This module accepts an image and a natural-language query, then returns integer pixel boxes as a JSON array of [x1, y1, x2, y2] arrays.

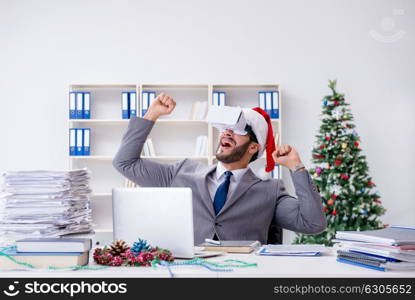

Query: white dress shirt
[[206, 162, 250, 202]]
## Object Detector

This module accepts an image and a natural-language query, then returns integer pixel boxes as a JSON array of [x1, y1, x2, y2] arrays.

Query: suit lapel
[[217, 168, 261, 217], [195, 164, 217, 218]]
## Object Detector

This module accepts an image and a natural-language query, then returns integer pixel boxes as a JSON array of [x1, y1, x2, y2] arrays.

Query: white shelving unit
[[68, 84, 282, 233]]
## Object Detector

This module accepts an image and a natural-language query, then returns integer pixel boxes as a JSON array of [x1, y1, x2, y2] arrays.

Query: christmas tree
[[294, 80, 386, 246]]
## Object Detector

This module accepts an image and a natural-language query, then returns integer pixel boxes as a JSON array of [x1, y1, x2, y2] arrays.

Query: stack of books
[[334, 226, 415, 271], [0, 169, 93, 246], [0, 238, 91, 269]]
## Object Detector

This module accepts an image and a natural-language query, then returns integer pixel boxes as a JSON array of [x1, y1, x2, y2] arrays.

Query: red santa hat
[[242, 107, 276, 176]]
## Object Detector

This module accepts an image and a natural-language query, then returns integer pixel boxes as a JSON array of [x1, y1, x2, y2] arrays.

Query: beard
[[215, 140, 251, 164]]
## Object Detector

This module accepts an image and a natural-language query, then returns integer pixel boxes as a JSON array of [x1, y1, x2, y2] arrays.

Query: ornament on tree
[[336, 154, 343, 160], [316, 168, 322, 175], [354, 141, 359, 147], [327, 199, 334, 205], [341, 143, 347, 149], [334, 160, 342, 166], [325, 136, 331, 141], [332, 210, 337, 215], [340, 174, 349, 180], [319, 145, 325, 149], [109, 240, 130, 256], [331, 194, 337, 200]]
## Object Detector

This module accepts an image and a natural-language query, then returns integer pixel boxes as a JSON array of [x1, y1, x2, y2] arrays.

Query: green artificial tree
[[294, 80, 386, 246]]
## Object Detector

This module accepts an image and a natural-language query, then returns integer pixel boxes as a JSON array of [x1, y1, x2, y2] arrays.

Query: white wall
[[1, 0, 414, 240]]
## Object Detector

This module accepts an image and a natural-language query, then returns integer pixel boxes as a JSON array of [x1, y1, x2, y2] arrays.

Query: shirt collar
[[215, 162, 249, 182]]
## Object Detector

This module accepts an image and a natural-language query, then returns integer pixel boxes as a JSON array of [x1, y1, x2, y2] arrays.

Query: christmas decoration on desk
[[93, 238, 174, 267], [295, 80, 385, 246]]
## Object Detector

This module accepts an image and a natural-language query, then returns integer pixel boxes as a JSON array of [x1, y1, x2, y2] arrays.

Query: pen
[[205, 238, 221, 245]]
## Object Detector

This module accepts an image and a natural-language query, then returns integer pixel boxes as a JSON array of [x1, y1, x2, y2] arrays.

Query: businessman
[[113, 93, 326, 245]]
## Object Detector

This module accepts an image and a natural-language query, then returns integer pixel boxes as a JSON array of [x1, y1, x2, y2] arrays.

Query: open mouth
[[220, 138, 235, 150]]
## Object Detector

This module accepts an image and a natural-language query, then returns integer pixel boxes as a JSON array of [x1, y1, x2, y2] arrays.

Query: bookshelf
[[68, 84, 282, 233]]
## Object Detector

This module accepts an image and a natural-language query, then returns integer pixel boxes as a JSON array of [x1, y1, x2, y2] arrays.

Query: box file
[[69, 128, 76, 156], [129, 92, 137, 117], [76, 93, 84, 119], [265, 92, 272, 117], [83, 92, 91, 119], [122, 92, 129, 119], [83, 128, 90, 156], [76, 128, 83, 155], [219, 92, 226, 106], [272, 91, 279, 119], [141, 92, 149, 117], [258, 92, 266, 111], [69, 92, 76, 119], [213, 91, 219, 106]]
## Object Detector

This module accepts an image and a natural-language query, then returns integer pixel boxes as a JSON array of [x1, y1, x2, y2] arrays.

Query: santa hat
[[242, 107, 276, 178]]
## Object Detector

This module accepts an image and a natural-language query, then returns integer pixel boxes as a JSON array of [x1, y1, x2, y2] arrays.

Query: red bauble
[[354, 141, 359, 147], [331, 194, 337, 200], [340, 174, 349, 180], [327, 199, 334, 205], [325, 136, 330, 141], [320, 145, 325, 149], [332, 210, 337, 215], [334, 160, 342, 166], [314, 154, 324, 159], [374, 199, 382, 204], [368, 181, 375, 186], [323, 207, 328, 212], [334, 101, 339, 105]]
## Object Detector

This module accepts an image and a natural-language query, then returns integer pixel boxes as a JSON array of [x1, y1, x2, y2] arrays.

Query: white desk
[[1, 249, 414, 278]]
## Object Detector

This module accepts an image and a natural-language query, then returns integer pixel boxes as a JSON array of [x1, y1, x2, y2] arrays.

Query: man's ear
[[248, 142, 260, 154]]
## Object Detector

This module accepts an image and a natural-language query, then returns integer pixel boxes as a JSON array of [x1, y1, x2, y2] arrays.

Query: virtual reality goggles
[[206, 106, 248, 135]]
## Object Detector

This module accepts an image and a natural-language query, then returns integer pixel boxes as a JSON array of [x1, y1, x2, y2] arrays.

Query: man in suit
[[113, 93, 326, 245]]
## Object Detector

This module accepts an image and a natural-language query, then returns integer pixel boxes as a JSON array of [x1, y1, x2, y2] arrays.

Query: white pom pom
[[255, 167, 272, 181]]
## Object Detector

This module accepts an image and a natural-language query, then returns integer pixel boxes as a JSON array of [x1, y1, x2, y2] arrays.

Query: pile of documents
[[256, 244, 329, 256], [0, 169, 93, 245], [334, 226, 415, 271]]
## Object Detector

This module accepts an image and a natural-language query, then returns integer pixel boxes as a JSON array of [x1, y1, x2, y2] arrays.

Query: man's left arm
[[272, 144, 327, 234]]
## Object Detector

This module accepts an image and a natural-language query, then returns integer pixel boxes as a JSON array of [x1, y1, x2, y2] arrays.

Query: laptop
[[112, 187, 221, 259]]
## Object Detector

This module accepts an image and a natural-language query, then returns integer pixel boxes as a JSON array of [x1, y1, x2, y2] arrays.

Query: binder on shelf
[[258, 92, 266, 111], [76, 128, 83, 156], [76, 93, 84, 119], [272, 165, 280, 180], [122, 92, 129, 119], [265, 92, 272, 117], [213, 92, 226, 106], [219, 92, 226, 106], [83, 128, 91, 156], [69, 92, 76, 119], [83, 92, 91, 119], [69, 128, 76, 156], [129, 92, 137, 117], [213, 92, 219, 106], [272, 91, 279, 119], [141, 92, 149, 117]]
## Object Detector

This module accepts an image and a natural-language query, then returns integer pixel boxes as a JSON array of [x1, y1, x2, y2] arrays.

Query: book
[[335, 226, 415, 246], [198, 240, 261, 253], [0, 248, 89, 269], [16, 238, 92, 253]]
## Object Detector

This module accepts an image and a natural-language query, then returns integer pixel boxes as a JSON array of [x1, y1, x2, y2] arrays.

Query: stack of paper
[[0, 169, 93, 246], [334, 226, 415, 271], [256, 244, 329, 256]]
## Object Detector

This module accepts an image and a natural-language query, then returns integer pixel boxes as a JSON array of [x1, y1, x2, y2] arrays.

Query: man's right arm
[[112, 93, 181, 187]]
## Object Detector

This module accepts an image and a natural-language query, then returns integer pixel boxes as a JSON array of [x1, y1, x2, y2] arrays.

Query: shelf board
[[70, 155, 209, 160], [212, 84, 279, 89], [70, 84, 136, 89], [69, 119, 207, 124]]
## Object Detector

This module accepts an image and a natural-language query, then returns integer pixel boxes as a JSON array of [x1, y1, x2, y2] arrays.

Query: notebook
[[256, 244, 329, 256], [198, 241, 261, 253]]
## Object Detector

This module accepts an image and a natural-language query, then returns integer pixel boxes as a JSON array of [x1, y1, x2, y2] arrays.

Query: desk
[[1, 249, 414, 278]]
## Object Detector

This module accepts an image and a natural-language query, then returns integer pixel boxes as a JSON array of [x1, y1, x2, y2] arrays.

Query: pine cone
[[109, 240, 129, 256]]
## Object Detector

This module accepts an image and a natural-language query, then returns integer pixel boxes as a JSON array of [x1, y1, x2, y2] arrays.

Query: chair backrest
[[267, 216, 283, 244]]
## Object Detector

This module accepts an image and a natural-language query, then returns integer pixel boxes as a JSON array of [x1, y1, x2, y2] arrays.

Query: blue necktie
[[213, 171, 233, 215]]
